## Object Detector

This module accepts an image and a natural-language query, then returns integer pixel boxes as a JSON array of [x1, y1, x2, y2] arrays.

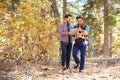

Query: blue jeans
[[72, 41, 86, 70], [60, 41, 72, 68]]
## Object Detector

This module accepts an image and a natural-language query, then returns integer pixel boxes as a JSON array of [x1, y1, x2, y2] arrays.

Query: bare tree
[[63, 0, 66, 18], [51, 0, 60, 18], [103, 0, 110, 56]]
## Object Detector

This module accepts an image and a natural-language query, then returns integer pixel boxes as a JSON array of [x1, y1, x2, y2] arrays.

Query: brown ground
[[0, 59, 120, 80]]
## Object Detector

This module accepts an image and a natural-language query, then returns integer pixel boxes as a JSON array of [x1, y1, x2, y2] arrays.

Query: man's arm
[[84, 25, 89, 35]]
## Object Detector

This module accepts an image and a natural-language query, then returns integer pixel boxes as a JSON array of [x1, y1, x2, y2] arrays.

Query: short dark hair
[[64, 14, 72, 18], [76, 15, 83, 20]]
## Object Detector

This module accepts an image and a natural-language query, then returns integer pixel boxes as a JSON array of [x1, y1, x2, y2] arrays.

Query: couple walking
[[58, 14, 89, 72]]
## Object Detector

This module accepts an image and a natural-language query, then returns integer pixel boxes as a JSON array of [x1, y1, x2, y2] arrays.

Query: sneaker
[[79, 69, 84, 73], [74, 64, 79, 69], [62, 66, 67, 70]]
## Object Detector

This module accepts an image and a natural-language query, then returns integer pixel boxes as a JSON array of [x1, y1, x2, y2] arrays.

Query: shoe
[[62, 66, 67, 70], [66, 66, 69, 69], [79, 69, 84, 73], [74, 64, 79, 69]]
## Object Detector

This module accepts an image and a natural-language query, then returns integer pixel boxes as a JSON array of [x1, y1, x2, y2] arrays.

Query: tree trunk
[[41, 0, 46, 18], [10, 0, 20, 17], [51, 0, 60, 18], [87, 42, 93, 57], [103, 0, 110, 56], [50, 10, 53, 17], [41, 9, 46, 18], [11, 0, 15, 11], [0, 0, 4, 2], [11, 0, 15, 17], [109, 26, 113, 56], [63, 0, 66, 18]]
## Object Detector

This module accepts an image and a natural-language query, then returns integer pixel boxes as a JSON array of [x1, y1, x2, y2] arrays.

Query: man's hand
[[68, 31, 73, 35], [68, 29, 78, 35]]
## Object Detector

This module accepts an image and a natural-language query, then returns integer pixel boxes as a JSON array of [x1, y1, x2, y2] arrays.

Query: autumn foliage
[[0, 0, 59, 61]]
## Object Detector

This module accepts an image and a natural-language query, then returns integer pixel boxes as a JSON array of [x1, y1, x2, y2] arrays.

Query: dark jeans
[[72, 41, 86, 70], [60, 41, 72, 69]]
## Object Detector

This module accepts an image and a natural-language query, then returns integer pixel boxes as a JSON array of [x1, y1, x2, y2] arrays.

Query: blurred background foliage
[[0, 0, 59, 61], [0, 0, 120, 62]]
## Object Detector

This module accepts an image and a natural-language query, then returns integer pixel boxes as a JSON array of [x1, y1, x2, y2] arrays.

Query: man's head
[[76, 15, 83, 25], [64, 14, 72, 23]]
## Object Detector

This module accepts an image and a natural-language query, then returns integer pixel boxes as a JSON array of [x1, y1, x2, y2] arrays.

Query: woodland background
[[0, 0, 120, 60], [0, 0, 120, 80]]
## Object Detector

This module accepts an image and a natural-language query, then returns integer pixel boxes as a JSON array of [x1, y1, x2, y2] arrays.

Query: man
[[58, 14, 72, 70], [69, 15, 89, 72]]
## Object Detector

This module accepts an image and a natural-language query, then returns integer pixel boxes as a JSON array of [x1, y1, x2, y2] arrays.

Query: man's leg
[[66, 43, 72, 69], [79, 42, 86, 71], [60, 41, 67, 69], [72, 45, 79, 67]]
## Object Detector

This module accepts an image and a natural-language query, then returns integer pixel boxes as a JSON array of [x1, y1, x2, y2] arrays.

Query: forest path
[[0, 59, 120, 80]]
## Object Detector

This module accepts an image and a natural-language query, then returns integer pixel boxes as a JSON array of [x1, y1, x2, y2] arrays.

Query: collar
[[63, 22, 70, 25]]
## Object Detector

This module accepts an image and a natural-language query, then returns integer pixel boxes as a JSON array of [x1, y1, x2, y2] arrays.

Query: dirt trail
[[0, 60, 120, 80]]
